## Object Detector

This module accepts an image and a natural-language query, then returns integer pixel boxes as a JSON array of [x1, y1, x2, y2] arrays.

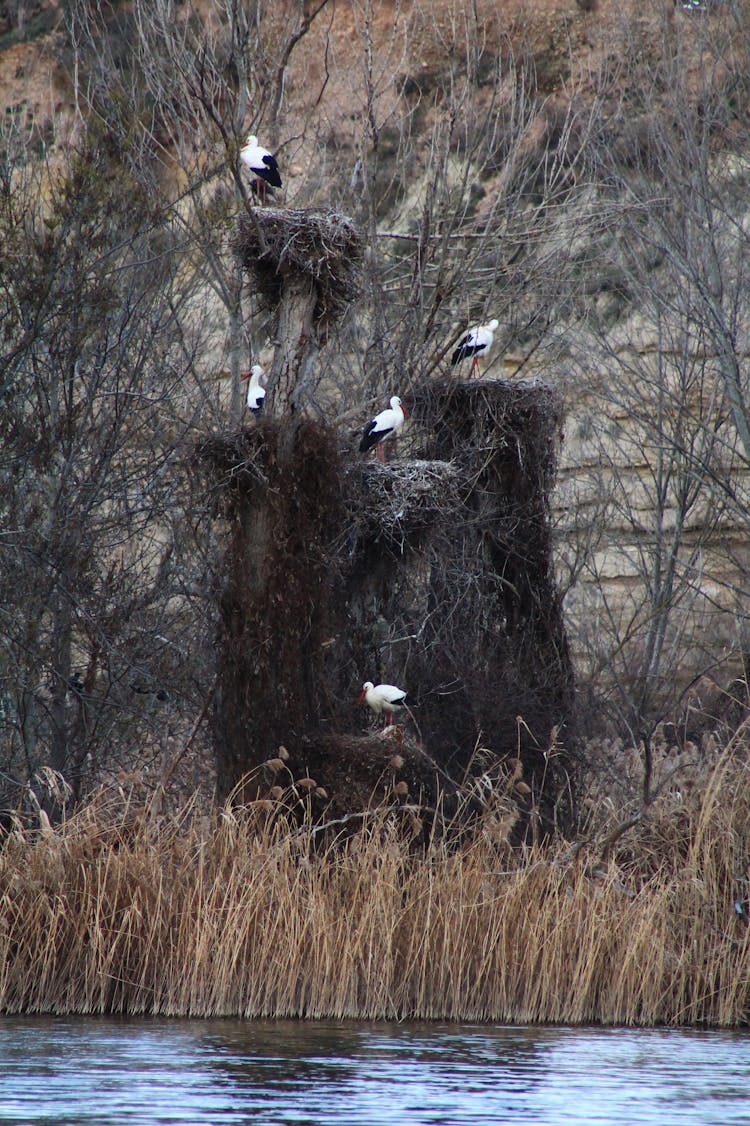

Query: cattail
[[262, 757, 287, 775], [251, 799, 274, 813]]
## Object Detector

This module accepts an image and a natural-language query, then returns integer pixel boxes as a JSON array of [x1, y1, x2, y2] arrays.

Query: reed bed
[[1, 745, 749, 1025]]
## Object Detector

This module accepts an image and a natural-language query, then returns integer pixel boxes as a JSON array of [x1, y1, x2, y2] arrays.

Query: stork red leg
[[376, 441, 385, 464]]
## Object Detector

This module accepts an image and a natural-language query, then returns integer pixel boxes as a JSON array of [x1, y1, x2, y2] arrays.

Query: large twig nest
[[412, 377, 562, 480], [345, 459, 466, 546], [196, 429, 265, 490], [232, 207, 364, 325]]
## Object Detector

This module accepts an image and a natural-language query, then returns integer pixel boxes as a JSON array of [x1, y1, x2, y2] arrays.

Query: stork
[[241, 364, 266, 413], [358, 681, 408, 725], [451, 318, 499, 375], [359, 396, 407, 463], [239, 135, 282, 202]]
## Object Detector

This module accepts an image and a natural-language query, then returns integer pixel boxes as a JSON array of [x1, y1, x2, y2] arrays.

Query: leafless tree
[[64, 0, 337, 425], [559, 5, 750, 742], [15, 0, 750, 806], [0, 112, 216, 801]]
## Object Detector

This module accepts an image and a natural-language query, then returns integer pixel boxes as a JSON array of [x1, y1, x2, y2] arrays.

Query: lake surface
[[0, 1017, 748, 1125]]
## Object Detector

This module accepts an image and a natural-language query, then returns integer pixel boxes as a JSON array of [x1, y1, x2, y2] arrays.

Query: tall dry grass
[[1, 743, 749, 1025]]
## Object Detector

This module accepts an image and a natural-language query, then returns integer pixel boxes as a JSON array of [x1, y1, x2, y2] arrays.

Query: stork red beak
[[240, 371, 251, 382], [401, 403, 409, 418], [357, 689, 366, 705]]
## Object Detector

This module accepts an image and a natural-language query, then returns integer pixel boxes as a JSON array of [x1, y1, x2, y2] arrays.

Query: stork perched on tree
[[358, 681, 408, 725], [239, 135, 282, 202], [451, 318, 499, 375], [359, 396, 407, 463], [241, 364, 266, 413]]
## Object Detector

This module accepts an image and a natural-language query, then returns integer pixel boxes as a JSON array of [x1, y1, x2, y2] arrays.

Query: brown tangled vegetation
[[0, 732, 749, 1024], [198, 377, 575, 834]]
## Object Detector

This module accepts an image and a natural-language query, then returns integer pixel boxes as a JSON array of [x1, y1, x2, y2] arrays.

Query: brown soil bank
[[0, 737, 748, 1024]]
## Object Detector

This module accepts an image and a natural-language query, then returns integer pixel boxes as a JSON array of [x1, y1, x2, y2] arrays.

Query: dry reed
[[1, 746, 749, 1025]]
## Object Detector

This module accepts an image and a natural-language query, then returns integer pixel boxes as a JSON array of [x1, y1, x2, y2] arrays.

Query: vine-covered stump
[[348, 377, 576, 832], [249, 729, 456, 839], [236, 728, 528, 849], [200, 420, 346, 800], [200, 377, 575, 835]]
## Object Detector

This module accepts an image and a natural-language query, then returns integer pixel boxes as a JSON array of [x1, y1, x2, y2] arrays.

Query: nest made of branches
[[196, 429, 268, 494], [232, 207, 364, 325], [345, 459, 466, 547], [412, 377, 563, 478]]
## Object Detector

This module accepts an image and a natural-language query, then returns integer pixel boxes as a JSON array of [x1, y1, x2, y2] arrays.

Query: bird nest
[[232, 207, 364, 326], [411, 377, 563, 499], [195, 429, 267, 493], [346, 459, 466, 546]]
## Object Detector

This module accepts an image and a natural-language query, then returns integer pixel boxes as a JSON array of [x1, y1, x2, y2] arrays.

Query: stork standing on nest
[[239, 135, 282, 202], [359, 396, 407, 463], [451, 318, 499, 375], [241, 364, 266, 413], [359, 681, 408, 725]]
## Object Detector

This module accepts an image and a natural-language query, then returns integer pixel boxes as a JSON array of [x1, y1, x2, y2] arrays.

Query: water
[[0, 1018, 748, 1126]]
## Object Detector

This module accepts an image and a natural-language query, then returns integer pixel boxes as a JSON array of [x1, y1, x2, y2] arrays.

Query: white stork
[[241, 364, 266, 413], [451, 318, 499, 374], [239, 135, 282, 201], [358, 681, 408, 725], [359, 396, 407, 463]]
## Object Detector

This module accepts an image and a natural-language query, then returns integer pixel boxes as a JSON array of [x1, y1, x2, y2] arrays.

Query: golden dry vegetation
[[1, 731, 749, 1025]]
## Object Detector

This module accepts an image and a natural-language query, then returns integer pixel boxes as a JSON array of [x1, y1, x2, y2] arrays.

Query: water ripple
[[0, 1018, 748, 1125]]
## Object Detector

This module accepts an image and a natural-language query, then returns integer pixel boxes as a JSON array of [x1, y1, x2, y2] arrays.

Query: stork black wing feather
[[261, 154, 282, 187], [451, 335, 473, 365]]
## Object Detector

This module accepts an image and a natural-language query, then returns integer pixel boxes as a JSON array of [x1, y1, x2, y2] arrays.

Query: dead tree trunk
[[268, 273, 317, 420], [341, 379, 577, 833], [206, 208, 363, 799], [201, 376, 576, 832], [233, 206, 362, 424]]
